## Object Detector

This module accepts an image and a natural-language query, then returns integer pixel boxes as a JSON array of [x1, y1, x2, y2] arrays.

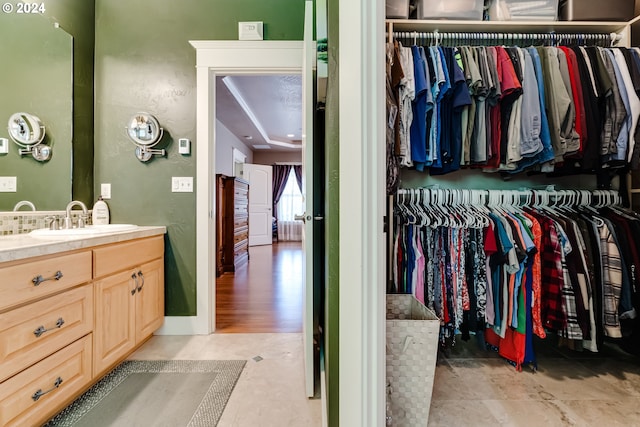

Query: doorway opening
[[213, 74, 305, 334], [191, 37, 316, 398]]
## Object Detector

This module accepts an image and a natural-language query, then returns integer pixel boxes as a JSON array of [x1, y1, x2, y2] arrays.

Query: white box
[[386, 0, 410, 19], [489, 0, 558, 21], [417, 0, 484, 20]]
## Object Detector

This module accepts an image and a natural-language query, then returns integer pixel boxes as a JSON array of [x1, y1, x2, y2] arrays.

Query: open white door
[[301, 0, 315, 398], [242, 163, 273, 247]]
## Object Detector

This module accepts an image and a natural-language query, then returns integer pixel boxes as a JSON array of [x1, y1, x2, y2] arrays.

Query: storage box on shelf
[[417, 0, 484, 20], [488, 0, 558, 21], [559, 0, 634, 21], [386, 0, 410, 19]]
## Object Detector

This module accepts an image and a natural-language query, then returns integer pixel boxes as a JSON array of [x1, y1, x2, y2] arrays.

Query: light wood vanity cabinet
[[0, 234, 165, 427], [92, 236, 164, 377]]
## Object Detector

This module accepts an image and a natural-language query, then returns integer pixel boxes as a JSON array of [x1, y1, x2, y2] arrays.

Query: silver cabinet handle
[[137, 271, 145, 292], [32, 271, 63, 286], [131, 273, 138, 295], [33, 318, 65, 338], [32, 377, 63, 401]]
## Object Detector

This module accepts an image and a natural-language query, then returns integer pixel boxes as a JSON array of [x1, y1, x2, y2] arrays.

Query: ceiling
[[216, 75, 303, 152]]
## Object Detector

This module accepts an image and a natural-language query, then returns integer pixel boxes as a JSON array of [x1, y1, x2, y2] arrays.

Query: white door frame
[[339, 0, 386, 425], [157, 41, 304, 335]]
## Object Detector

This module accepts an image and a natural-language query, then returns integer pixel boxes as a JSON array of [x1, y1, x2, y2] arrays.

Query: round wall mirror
[[127, 113, 162, 146], [7, 112, 51, 161], [126, 112, 165, 162], [8, 112, 44, 147]]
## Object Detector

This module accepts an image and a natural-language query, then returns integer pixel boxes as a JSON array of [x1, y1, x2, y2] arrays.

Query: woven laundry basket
[[386, 294, 440, 427]]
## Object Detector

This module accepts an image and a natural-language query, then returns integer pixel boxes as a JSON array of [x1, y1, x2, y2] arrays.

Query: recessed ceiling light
[[244, 135, 253, 140], [287, 134, 295, 138]]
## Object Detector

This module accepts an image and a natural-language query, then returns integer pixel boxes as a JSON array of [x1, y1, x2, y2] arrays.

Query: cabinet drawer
[[235, 224, 249, 235], [234, 231, 248, 245], [0, 285, 93, 383], [0, 335, 92, 427], [93, 236, 164, 278], [0, 251, 92, 312], [234, 239, 248, 253]]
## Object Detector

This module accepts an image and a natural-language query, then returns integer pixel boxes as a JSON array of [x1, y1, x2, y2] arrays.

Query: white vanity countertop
[[0, 226, 167, 263]]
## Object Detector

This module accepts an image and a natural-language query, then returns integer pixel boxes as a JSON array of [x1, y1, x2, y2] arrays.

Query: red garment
[[560, 46, 587, 158], [533, 213, 566, 331], [522, 212, 546, 339]]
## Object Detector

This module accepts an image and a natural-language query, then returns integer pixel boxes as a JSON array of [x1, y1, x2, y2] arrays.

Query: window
[[277, 168, 304, 221]]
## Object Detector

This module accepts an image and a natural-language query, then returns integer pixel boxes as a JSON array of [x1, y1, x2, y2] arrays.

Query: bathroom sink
[[30, 224, 139, 238]]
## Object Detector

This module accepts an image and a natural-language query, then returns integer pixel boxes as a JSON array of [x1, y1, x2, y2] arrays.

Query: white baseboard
[[154, 316, 211, 336]]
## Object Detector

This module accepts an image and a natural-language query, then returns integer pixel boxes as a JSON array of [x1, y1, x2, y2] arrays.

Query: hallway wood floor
[[215, 242, 303, 333]]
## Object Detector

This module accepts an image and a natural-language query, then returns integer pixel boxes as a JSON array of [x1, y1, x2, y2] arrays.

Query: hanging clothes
[[385, 37, 640, 179], [393, 189, 640, 369]]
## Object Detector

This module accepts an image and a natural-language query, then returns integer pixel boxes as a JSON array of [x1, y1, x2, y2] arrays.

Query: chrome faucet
[[63, 201, 88, 229], [13, 200, 36, 211]]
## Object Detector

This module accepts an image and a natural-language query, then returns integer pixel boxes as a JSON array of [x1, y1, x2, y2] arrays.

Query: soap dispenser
[[92, 196, 110, 225]]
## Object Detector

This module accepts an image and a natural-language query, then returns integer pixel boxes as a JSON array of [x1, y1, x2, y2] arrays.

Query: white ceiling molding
[[222, 76, 302, 150]]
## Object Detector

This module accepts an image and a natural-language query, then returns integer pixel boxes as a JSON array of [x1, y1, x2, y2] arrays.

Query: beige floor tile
[[482, 399, 582, 426], [561, 398, 640, 427], [128, 333, 321, 427], [428, 400, 500, 426]]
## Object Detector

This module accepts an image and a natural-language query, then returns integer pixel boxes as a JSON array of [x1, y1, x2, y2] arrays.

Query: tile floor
[[130, 332, 640, 426], [129, 333, 322, 427], [428, 337, 640, 426]]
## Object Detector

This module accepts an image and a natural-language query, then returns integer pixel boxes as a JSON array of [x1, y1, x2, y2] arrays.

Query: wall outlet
[[0, 176, 17, 192], [101, 183, 112, 199], [171, 177, 193, 193]]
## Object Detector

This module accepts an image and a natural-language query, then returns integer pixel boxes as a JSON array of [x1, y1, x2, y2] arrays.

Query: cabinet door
[[93, 269, 137, 377], [135, 258, 164, 343]]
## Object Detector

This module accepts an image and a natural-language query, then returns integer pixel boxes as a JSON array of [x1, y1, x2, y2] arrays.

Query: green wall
[[0, 0, 94, 211], [94, 0, 305, 316]]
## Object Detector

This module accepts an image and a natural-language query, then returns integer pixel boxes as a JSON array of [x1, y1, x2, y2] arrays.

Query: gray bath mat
[[45, 360, 246, 427]]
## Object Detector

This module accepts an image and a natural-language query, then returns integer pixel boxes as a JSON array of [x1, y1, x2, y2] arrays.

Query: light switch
[[172, 177, 193, 193], [101, 183, 112, 199], [0, 177, 17, 192]]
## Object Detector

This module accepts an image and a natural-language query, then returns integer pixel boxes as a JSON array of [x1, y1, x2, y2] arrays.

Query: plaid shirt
[[557, 220, 583, 341], [599, 219, 623, 338], [536, 215, 567, 331]]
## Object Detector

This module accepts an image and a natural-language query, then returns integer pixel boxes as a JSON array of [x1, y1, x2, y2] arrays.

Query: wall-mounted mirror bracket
[[7, 112, 51, 161], [126, 112, 165, 162]]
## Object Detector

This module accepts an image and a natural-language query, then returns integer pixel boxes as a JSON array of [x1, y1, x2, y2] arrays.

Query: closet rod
[[396, 188, 622, 206], [392, 30, 622, 46]]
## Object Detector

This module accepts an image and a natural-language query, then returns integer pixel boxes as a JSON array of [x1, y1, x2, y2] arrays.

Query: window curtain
[[276, 169, 304, 241], [272, 165, 292, 219], [293, 165, 303, 193]]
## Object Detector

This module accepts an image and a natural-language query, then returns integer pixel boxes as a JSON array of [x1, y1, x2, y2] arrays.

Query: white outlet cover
[[0, 176, 17, 192], [172, 176, 193, 193], [101, 183, 112, 199]]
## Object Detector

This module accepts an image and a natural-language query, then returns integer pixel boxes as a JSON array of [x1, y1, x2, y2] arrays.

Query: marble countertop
[[0, 226, 167, 263]]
